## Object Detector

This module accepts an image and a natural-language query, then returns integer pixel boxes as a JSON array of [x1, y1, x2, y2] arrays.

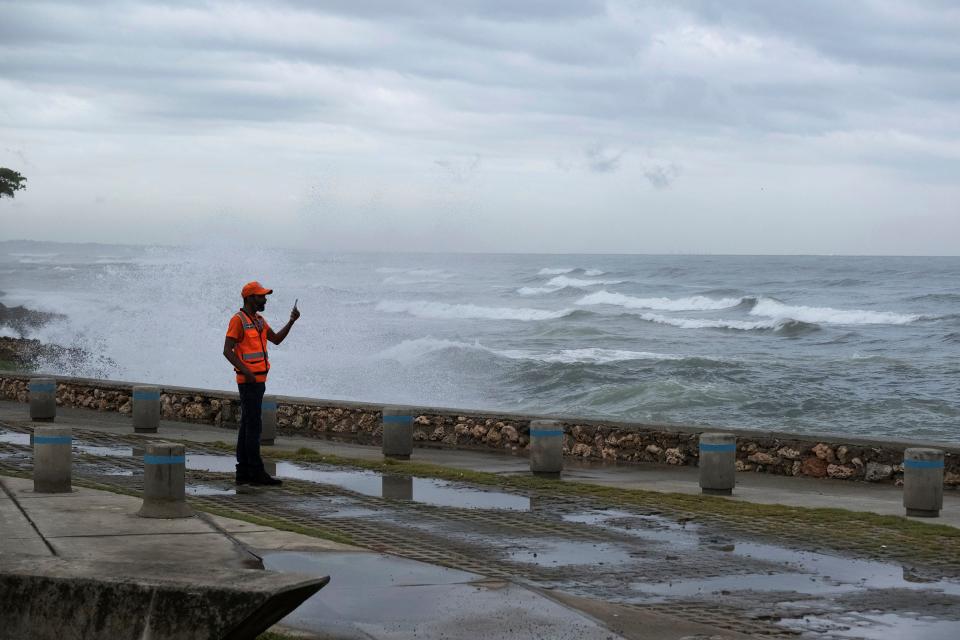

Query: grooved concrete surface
[[3, 402, 960, 639]]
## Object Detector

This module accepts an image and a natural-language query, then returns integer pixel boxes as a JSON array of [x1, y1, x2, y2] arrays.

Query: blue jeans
[[236, 382, 265, 477]]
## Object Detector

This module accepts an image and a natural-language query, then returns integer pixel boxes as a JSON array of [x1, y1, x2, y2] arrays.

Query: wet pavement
[[2, 416, 960, 639], [264, 551, 622, 639]]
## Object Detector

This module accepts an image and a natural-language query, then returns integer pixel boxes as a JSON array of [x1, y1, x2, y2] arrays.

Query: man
[[223, 281, 300, 486]]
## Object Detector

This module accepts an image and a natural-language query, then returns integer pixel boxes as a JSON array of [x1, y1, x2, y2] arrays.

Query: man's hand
[[243, 369, 257, 384], [290, 299, 301, 323]]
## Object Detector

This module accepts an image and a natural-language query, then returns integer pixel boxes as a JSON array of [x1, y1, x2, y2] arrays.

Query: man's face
[[251, 294, 267, 312]]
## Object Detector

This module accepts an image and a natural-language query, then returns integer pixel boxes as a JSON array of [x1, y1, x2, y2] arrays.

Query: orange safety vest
[[234, 310, 270, 383]]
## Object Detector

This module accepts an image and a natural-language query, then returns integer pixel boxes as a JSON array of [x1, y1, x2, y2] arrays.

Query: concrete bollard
[[699, 433, 737, 496], [529, 420, 563, 476], [903, 448, 944, 518], [132, 386, 161, 433], [138, 442, 194, 519], [382, 475, 414, 500], [33, 426, 72, 493], [382, 407, 413, 459], [261, 396, 278, 446], [29, 377, 57, 422]]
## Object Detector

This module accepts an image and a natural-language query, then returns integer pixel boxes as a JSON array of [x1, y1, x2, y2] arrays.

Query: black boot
[[251, 467, 283, 486]]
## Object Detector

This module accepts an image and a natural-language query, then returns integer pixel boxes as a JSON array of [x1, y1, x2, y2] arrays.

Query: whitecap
[[376, 300, 574, 321], [576, 291, 744, 311], [495, 347, 681, 364], [749, 298, 919, 325], [517, 275, 623, 295], [583, 269, 606, 276], [378, 337, 681, 364], [538, 267, 575, 275], [380, 268, 455, 284], [378, 337, 489, 362], [636, 313, 782, 331], [517, 286, 559, 295]]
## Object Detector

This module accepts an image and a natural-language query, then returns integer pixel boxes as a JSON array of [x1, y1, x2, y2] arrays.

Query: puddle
[[74, 444, 134, 457], [780, 611, 960, 639], [185, 455, 529, 510], [5, 441, 528, 511], [733, 542, 960, 596], [0, 430, 30, 446], [276, 463, 530, 511], [186, 484, 235, 496], [631, 572, 855, 601], [505, 538, 635, 567], [292, 496, 382, 519], [186, 454, 236, 473], [263, 551, 620, 640], [628, 540, 960, 603], [563, 509, 701, 549]]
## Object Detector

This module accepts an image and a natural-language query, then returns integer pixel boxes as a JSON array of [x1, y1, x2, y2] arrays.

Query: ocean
[[2, 240, 958, 443]]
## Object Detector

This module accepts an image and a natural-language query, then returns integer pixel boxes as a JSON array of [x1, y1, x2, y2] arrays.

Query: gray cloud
[[643, 163, 681, 189], [0, 0, 957, 253], [584, 144, 626, 173]]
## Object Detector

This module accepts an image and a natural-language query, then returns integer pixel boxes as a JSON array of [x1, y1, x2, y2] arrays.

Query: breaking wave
[[518, 275, 624, 295], [376, 300, 574, 321], [748, 299, 919, 325], [537, 267, 607, 277], [576, 291, 744, 311], [635, 313, 818, 334], [378, 337, 682, 364], [578, 291, 920, 326]]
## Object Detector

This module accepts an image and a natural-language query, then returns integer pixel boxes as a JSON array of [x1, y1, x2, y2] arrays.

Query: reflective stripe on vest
[[234, 311, 269, 375]]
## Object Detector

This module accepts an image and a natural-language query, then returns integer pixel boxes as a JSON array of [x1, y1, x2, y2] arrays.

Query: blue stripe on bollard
[[133, 390, 160, 401], [700, 443, 736, 453], [144, 455, 186, 465], [383, 415, 412, 424], [262, 401, 278, 410], [29, 383, 56, 393], [531, 430, 564, 437], [33, 436, 71, 445], [904, 459, 944, 469]]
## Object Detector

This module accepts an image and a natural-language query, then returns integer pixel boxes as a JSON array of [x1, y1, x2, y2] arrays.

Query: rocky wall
[[1, 373, 957, 487]]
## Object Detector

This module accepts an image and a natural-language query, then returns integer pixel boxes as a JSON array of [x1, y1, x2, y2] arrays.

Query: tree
[[0, 168, 27, 199]]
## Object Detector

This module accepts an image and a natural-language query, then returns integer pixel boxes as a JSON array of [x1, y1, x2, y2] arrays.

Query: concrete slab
[[48, 532, 252, 566], [0, 477, 251, 568], [234, 529, 362, 554], [204, 513, 362, 553], [0, 555, 328, 640], [0, 494, 39, 541], [5, 484, 215, 538], [0, 538, 52, 557]]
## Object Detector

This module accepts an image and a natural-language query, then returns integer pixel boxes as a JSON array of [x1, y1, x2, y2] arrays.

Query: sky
[[1, 0, 958, 254]]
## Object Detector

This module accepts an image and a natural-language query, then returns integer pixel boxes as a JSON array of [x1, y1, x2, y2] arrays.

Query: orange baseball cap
[[241, 281, 273, 298]]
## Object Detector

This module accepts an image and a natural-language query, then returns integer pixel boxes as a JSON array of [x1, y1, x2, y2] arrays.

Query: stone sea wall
[[1, 373, 958, 487]]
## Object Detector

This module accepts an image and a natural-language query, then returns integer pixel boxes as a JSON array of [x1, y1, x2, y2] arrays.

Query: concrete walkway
[[0, 459, 735, 639], [1, 402, 735, 640], [2, 400, 956, 529]]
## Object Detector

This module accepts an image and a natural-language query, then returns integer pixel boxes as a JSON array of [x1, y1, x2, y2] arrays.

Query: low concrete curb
[[0, 556, 328, 640]]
